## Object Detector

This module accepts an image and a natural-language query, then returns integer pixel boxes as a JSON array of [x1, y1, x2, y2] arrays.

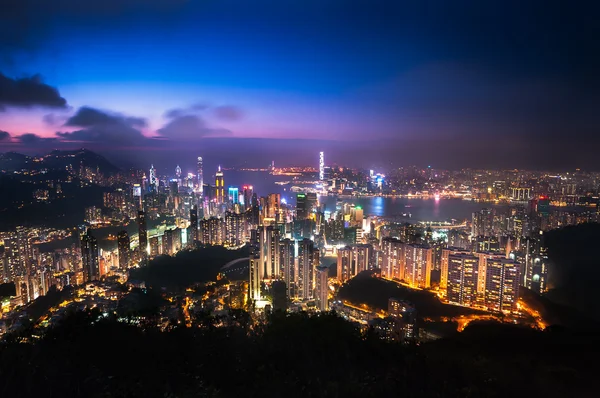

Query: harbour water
[[224, 170, 506, 222]]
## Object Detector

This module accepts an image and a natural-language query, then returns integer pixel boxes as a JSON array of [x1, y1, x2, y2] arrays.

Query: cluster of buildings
[[6, 150, 600, 339]]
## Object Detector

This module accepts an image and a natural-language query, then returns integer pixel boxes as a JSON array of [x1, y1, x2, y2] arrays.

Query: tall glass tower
[[197, 156, 203, 196]]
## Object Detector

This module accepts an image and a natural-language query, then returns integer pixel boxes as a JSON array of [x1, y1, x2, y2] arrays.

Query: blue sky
[[1, 0, 599, 169]]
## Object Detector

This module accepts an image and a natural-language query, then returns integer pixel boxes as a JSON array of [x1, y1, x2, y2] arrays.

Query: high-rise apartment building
[[189, 205, 198, 243], [280, 238, 296, 298], [446, 253, 479, 306], [381, 237, 404, 280], [315, 265, 329, 311], [297, 238, 318, 299], [81, 231, 99, 282], [149, 236, 160, 257], [472, 208, 494, 237], [404, 244, 432, 288], [258, 226, 281, 279], [484, 258, 520, 313], [337, 246, 353, 283], [117, 230, 130, 269], [336, 244, 373, 283], [225, 211, 245, 246], [137, 210, 148, 261]]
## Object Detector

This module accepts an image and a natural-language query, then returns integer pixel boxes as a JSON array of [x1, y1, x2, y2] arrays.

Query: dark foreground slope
[[0, 310, 596, 398]]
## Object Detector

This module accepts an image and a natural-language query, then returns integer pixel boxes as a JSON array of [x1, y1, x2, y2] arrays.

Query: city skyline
[[1, 1, 599, 170]]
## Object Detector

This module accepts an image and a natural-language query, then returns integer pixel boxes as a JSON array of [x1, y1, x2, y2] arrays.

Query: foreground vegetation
[[0, 309, 596, 398]]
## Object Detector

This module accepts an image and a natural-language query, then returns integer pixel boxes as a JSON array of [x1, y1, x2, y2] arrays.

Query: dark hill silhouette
[[0, 309, 595, 397], [544, 223, 600, 321]]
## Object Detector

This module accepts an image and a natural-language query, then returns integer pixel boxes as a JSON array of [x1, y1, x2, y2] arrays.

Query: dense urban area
[[0, 149, 598, 396]]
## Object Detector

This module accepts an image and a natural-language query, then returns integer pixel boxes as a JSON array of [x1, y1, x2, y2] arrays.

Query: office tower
[[484, 258, 521, 313], [336, 246, 353, 283], [228, 187, 239, 204], [527, 256, 548, 294], [258, 225, 281, 279], [319, 151, 324, 181], [137, 210, 148, 260], [197, 156, 203, 196], [242, 185, 253, 210], [306, 193, 318, 215], [149, 236, 160, 257], [149, 164, 157, 191], [117, 230, 130, 270], [175, 165, 181, 179], [446, 253, 479, 306], [280, 238, 296, 298], [381, 237, 404, 279], [80, 232, 99, 282], [189, 205, 198, 243], [315, 265, 329, 310], [298, 238, 318, 299], [225, 211, 245, 246], [404, 244, 433, 288], [296, 193, 308, 219], [215, 166, 224, 204], [472, 208, 494, 237]]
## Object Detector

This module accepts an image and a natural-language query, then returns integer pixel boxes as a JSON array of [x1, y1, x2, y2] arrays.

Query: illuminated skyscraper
[[162, 229, 174, 255], [472, 208, 494, 237], [149, 164, 157, 191], [81, 231, 99, 282], [381, 237, 404, 280], [404, 244, 432, 288], [175, 165, 182, 179], [242, 185, 253, 210], [149, 236, 160, 257], [280, 238, 296, 297], [296, 193, 308, 219], [484, 258, 520, 313], [258, 226, 281, 279], [446, 253, 479, 306], [228, 187, 239, 204], [298, 238, 318, 299], [319, 151, 325, 181], [200, 217, 225, 245], [215, 166, 224, 203], [117, 230, 130, 270], [249, 247, 262, 301], [189, 205, 198, 244], [336, 246, 353, 283], [315, 265, 329, 311], [225, 211, 245, 246], [267, 193, 281, 221], [197, 157, 203, 195], [441, 248, 471, 290], [137, 210, 148, 261]]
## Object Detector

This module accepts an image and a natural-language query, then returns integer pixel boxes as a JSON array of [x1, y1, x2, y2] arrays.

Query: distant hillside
[[0, 149, 119, 175], [544, 222, 600, 321]]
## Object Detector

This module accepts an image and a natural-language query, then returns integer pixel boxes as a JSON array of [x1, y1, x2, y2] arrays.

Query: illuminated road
[[221, 257, 250, 270]]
